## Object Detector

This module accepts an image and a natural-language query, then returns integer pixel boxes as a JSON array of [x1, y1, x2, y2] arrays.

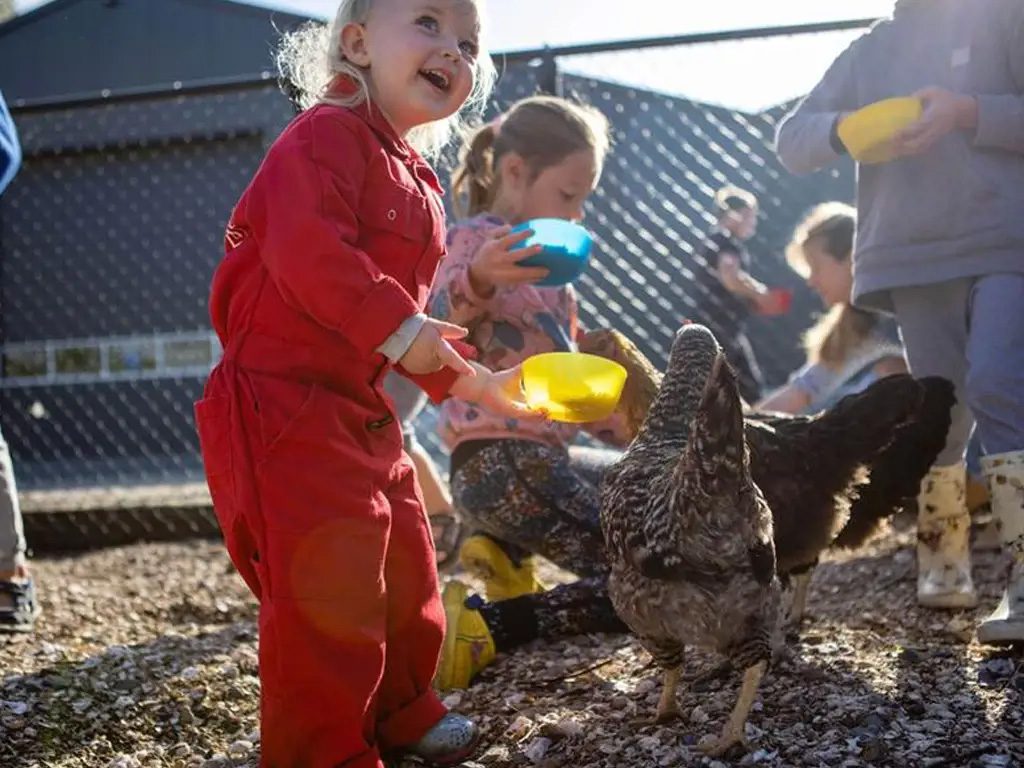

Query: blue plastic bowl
[[510, 218, 593, 287]]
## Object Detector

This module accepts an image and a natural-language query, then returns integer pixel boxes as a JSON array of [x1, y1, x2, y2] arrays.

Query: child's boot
[[458, 534, 545, 602], [404, 712, 480, 766], [917, 463, 979, 609], [435, 580, 496, 691], [967, 472, 1002, 550], [977, 450, 1024, 645]]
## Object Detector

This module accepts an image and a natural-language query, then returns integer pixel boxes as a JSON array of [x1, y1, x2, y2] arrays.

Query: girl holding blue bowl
[[429, 96, 636, 689]]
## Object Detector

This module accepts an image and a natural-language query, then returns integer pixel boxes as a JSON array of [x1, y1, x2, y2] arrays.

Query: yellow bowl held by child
[[837, 97, 923, 165], [522, 352, 628, 423]]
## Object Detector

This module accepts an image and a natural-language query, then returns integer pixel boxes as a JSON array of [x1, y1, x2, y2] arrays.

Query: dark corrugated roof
[[0, 0, 310, 37], [0, 0, 309, 103]]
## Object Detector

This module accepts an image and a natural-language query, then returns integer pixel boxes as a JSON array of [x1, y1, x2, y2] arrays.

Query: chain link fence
[[1, 23, 862, 550]]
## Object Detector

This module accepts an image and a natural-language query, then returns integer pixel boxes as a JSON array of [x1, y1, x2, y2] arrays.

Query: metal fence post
[[536, 47, 561, 97]]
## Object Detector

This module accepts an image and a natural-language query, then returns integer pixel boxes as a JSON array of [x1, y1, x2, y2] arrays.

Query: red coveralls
[[194, 101, 469, 768]]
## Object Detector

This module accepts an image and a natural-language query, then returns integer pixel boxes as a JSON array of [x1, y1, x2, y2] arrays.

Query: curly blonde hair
[[276, 0, 497, 159]]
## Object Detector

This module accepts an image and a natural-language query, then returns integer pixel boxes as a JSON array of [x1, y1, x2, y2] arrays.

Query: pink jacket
[[431, 213, 630, 451]]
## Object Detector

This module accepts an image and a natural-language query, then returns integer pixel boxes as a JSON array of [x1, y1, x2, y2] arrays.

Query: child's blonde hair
[[451, 95, 611, 217], [786, 202, 875, 369], [276, 0, 497, 159]]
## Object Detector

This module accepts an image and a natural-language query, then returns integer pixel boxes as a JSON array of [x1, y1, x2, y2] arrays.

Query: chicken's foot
[[697, 660, 767, 757], [628, 665, 684, 727]]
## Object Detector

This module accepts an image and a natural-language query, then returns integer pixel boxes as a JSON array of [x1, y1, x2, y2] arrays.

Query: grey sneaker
[[404, 713, 480, 766]]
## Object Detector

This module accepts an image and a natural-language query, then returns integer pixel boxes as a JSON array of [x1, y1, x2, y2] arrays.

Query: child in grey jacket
[[776, 0, 1024, 644]]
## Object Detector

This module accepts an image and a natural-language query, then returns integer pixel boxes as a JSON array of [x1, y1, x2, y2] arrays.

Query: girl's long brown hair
[[787, 202, 878, 369], [451, 95, 610, 217]]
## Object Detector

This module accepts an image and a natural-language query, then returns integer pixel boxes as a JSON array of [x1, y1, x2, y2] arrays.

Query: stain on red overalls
[[194, 101, 467, 768]]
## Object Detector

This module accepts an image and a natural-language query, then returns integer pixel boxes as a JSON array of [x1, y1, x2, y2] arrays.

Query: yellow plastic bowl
[[837, 97, 923, 164], [521, 352, 628, 423]]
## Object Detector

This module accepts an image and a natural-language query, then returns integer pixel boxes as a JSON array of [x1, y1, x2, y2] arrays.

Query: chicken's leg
[[655, 666, 683, 723], [787, 569, 813, 629], [697, 660, 767, 757]]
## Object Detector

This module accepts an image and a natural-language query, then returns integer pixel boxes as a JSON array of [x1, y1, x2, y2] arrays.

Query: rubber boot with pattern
[[434, 580, 497, 691], [916, 463, 978, 609], [977, 450, 1024, 645]]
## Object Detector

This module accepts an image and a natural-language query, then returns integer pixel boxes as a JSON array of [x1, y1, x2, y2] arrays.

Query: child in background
[[195, 2, 537, 766], [757, 203, 906, 415], [776, 0, 1024, 631], [428, 96, 634, 689], [690, 186, 790, 402]]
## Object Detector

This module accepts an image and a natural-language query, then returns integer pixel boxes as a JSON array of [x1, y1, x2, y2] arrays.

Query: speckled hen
[[599, 324, 781, 756], [586, 326, 954, 630]]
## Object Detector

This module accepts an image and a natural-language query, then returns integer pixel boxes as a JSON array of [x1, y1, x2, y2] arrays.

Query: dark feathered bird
[[585, 326, 954, 626], [600, 325, 781, 756], [742, 374, 933, 622], [830, 377, 956, 550]]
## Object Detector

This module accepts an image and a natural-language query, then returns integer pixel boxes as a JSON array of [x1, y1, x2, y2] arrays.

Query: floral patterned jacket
[[430, 213, 630, 451]]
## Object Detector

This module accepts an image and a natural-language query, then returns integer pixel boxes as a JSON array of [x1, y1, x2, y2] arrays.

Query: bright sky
[[12, 0, 898, 110]]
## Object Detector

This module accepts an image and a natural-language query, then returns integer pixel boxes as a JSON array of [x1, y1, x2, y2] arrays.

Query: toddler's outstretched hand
[[449, 362, 543, 420], [400, 319, 476, 377]]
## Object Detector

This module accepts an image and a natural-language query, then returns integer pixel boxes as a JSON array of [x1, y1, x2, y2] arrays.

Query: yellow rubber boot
[[458, 535, 546, 603], [435, 581, 496, 691]]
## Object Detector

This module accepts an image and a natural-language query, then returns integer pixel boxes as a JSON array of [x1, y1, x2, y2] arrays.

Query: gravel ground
[[2, 525, 1022, 768]]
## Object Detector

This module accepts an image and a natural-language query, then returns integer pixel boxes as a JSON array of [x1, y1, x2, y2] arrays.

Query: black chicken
[[745, 375, 954, 623]]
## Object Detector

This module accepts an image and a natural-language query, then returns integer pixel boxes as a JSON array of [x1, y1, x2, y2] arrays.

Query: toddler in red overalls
[[194, 2, 534, 766]]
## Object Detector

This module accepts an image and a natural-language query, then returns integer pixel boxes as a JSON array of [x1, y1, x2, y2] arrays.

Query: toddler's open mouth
[[419, 69, 451, 93]]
